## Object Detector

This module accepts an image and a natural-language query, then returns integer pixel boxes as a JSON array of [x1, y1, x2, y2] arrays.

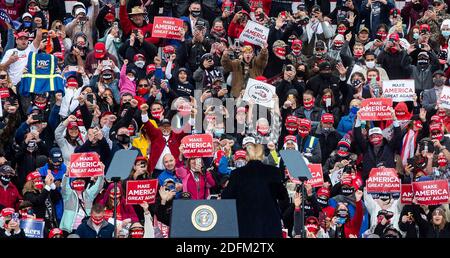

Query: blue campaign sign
[[20, 219, 45, 238], [0, 9, 11, 25]]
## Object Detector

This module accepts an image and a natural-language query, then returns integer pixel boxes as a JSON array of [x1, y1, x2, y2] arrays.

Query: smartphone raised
[[86, 93, 94, 103]]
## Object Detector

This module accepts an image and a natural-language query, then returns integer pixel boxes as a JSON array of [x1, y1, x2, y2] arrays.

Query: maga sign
[[152, 17, 184, 40], [306, 164, 324, 188], [126, 179, 158, 205], [243, 78, 276, 108], [439, 86, 450, 110], [181, 134, 214, 158], [412, 180, 449, 205], [366, 168, 401, 193], [20, 219, 45, 238], [382, 80, 415, 102], [400, 184, 413, 204], [238, 20, 269, 47], [69, 152, 103, 178], [359, 98, 393, 121]]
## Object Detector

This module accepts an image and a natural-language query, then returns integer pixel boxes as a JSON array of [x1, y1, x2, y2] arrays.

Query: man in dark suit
[[222, 144, 289, 238], [422, 70, 447, 113]]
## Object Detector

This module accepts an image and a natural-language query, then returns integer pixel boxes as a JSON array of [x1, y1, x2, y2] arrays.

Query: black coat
[[314, 127, 341, 166], [353, 124, 402, 183], [221, 160, 289, 238]]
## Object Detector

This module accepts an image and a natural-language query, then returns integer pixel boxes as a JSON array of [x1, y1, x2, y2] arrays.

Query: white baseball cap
[[242, 136, 256, 146], [368, 127, 383, 136]]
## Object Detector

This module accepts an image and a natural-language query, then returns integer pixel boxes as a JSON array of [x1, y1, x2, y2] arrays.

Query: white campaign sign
[[440, 86, 450, 109], [238, 20, 269, 47], [330, 168, 344, 186], [243, 78, 276, 108], [382, 80, 415, 102]]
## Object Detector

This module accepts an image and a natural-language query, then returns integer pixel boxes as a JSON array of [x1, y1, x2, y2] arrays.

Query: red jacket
[[343, 200, 363, 238], [143, 120, 186, 174], [0, 183, 22, 210], [119, 4, 160, 45], [176, 165, 216, 200]]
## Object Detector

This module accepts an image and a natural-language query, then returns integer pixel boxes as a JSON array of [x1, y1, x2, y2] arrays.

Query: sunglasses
[[138, 84, 149, 87]]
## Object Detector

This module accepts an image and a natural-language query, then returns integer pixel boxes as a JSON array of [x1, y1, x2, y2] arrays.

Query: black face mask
[[341, 186, 354, 195], [0, 175, 11, 186], [116, 134, 130, 144], [191, 10, 201, 18], [102, 73, 113, 80], [297, 70, 306, 78], [316, 197, 328, 207], [417, 59, 429, 67]]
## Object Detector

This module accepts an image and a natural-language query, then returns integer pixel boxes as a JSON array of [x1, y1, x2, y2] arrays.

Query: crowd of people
[[0, 0, 450, 239]]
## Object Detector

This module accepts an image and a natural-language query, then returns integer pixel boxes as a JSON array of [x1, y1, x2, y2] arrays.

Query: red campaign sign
[[401, 184, 413, 204], [359, 98, 393, 121], [366, 168, 401, 193], [306, 164, 324, 188], [126, 179, 158, 205], [152, 17, 184, 40], [412, 180, 450, 206], [69, 152, 103, 178], [181, 134, 214, 158]]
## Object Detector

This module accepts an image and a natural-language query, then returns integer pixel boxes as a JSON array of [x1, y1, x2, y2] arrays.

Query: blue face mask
[[350, 106, 359, 114], [23, 21, 32, 28], [442, 31, 450, 38], [413, 33, 420, 40]]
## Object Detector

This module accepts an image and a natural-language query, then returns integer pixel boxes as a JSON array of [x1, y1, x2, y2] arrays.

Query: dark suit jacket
[[221, 160, 289, 238]]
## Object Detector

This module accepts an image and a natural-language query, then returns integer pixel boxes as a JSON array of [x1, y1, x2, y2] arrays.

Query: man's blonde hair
[[246, 143, 264, 161]]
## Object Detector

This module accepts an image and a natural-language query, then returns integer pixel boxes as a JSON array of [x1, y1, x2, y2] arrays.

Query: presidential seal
[[191, 205, 217, 231]]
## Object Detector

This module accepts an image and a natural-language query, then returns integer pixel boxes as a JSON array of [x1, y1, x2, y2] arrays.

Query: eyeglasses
[[138, 84, 149, 87]]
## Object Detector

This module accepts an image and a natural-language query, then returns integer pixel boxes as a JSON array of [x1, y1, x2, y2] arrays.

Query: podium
[[170, 199, 239, 238]]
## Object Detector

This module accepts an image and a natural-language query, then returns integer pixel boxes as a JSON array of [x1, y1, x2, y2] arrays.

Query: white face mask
[[366, 61, 376, 68], [135, 61, 145, 68], [127, 75, 135, 81]]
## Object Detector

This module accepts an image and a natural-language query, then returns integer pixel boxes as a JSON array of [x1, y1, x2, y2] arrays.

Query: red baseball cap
[[298, 118, 311, 129], [389, 33, 400, 42], [15, 31, 29, 39], [292, 39, 302, 46], [431, 115, 443, 124], [1, 207, 14, 217], [67, 121, 78, 130], [49, 228, 63, 238], [321, 113, 334, 124], [284, 135, 297, 144], [419, 24, 430, 32], [26, 171, 41, 182], [94, 42, 106, 59], [134, 53, 145, 62], [285, 115, 298, 125], [233, 150, 246, 161], [66, 77, 78, 88], [135, 156, 147, 163], [146, 64, 156, 74], [317, 187, 330, 199], [163, 45, 175, 54], [430, 123, 443, 132]]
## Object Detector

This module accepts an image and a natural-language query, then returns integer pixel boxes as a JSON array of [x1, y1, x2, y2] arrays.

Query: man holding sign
[[354, 108, 401, 183], [221, 44, 268, 98]]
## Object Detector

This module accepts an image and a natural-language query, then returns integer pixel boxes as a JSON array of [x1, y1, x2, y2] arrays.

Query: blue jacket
[[337, 113, 356, 137], [75, 218, 114, 238], [39, 163, 67, 222], [157, 169, 182, 199]]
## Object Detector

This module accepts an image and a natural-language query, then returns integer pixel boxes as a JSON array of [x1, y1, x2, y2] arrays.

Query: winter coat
[[99, 183, 139, 223], [0, 183, 21, 210], [65, 2, 99, 48], [376, 49, 412, 80], [119, 4, 160, 45], [353, 123, 402, 183], [314, 126, 341, 166], [221, 48, 268, 98], [59, 175, 104, 233], [221, 160, 289, 238], [175, 165, 216, 200], [75, 217, 115, 238]]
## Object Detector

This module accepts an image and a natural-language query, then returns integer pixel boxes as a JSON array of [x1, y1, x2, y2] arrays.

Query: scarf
[[400, 129, 416, 166]]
